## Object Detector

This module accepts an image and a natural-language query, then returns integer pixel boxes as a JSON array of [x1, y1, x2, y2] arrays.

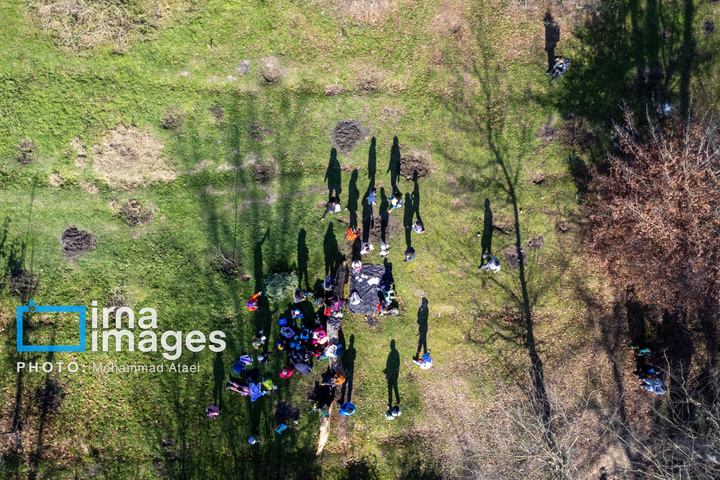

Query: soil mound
[[161, 107, 184, 130], [332, 120, 365, 154], [120, 199, 154, 226], [535, 125, 556, 142], [16, 140, 37, 165], [527, 235, 545, 250], [503, 246, 528, 270], [61, 226, 97, 256], [249, 122, 271, 141], [260, 57, 283, 83], [252, 161, 277, 183], [399, 151, 430, 180], [209, 104, 224, 121]]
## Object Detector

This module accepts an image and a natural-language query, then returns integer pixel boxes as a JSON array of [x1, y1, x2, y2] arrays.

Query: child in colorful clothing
[[246, 291, 262, 311]]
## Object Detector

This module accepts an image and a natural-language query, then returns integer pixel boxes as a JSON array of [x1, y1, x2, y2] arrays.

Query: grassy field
[[0, 0, 718, 478]]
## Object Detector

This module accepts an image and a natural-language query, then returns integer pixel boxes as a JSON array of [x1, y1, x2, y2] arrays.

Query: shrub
[[262, 272, 298, 302]]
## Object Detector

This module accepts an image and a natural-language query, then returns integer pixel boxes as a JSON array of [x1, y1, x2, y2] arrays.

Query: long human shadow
[[297, 228, 310, 290], [323, 222, 342, 277], [403, 192, 414, 251], [416, 298, 429, 357], [543, 11, 560, 73], [480, 199, 493, 256], [389, 136, 400, 190], [361, 138, 377, 243], [379, 187, 389, 244], [326, 147, 342, 201], [411, 171, 422, 226], [384, 339, 401, 407], [348, 169, 360, 229], [341, 333, 357, 404], [253, 228, 273, 336]]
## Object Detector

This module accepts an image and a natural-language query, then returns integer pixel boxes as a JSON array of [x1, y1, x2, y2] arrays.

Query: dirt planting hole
[[332, 120, 365, 154], [399, 152, 430, 180], [120, 199, 154, 226], [503, 246, 528, 269], [61, 226, 97, 256]]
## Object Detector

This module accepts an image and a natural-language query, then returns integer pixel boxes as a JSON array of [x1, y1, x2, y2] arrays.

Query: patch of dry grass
[[31, 0, 190, 51], [91, 125, 176, 189], [335, 0, 398, 24]]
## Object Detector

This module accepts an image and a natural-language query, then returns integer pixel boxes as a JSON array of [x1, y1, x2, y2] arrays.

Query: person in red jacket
[[246, 291, 262, 311]]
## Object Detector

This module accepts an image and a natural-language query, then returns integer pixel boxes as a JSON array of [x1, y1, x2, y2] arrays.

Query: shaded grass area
[[0, 0, 718, 478]]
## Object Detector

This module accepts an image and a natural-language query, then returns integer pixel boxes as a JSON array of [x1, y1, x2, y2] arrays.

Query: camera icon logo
[[16, 301, 86, 352]]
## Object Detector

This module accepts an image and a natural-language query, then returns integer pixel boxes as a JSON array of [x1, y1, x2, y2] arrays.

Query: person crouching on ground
[[478, 254, 500, 273], [246, 291, 262, 310]]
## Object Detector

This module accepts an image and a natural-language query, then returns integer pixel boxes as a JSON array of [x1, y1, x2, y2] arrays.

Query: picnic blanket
[[348, 264, 386, 314]]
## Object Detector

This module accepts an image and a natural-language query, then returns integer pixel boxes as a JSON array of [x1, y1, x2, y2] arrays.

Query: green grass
[[0, 0, 718, 478]]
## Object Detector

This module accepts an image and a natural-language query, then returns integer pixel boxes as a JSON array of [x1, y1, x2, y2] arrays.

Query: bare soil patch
[[161, 107, 184, 130], [535, 124, 557, 142], [91, 125, 176, 189], [503, 246, 527, 269], [492, 214, 515, 235], [527, 234, 545, 250], [367, 213, 402, 243], [61, 226, 97, 256], [259, 57, 283, 83], [556, 220, 569, 233], [335, 0, 397, 23], [251, 159, 278, 183], [249, 122, 271, 141], [559, 115, 593, 152], [16, 140, 37, 165], [119, 199, 154, 226], [332, 120, 366, 154], [531, 172, 547, 185], [399, 151, 430, 180], [213, 250, 242, 276], [208, 104, 224, 121], [49, 171, 65, 187], [325, 84, 344, 96], [8, 270, 39, 299], [70, 137, 87, 167], [107, 290, 127, 307]]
